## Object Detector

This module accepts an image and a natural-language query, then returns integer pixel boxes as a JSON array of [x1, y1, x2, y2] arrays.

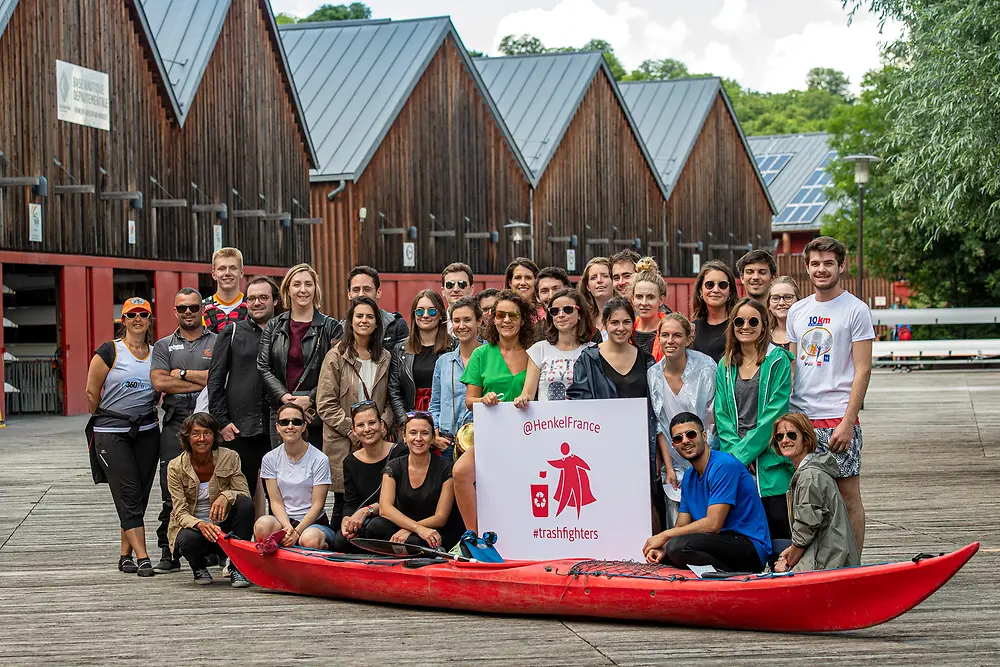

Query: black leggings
[[95, 428, 160, 531], [761, 494, 791, 541], [666, 531, 764, 573], [231, 433, 273, 494], [175, 495, 254, 570], [364, 516, 461, 550]]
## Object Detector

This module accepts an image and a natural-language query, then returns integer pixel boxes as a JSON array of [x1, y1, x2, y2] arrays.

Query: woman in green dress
[[452, 290, 534, 532]]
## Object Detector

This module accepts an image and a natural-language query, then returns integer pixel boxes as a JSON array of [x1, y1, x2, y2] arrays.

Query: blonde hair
[[631, 256, 667, 298], [657, 311, 692, 339], [212, 247, 244, 269], [280, 263, 323, 311], [769, 275, 801, 300]]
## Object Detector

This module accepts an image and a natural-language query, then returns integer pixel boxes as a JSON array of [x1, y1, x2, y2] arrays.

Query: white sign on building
[[56, 60, 110, 131], [28, 203, 42, 242], [402, 242, 416, 268], [474, 399, 652, 561]]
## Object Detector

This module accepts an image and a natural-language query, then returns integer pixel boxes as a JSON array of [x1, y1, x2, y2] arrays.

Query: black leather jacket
[[257, 310, 343, 407], [387, 337, 455, 424], [208, 319, 269, 437], [567, 345, 658, 475]]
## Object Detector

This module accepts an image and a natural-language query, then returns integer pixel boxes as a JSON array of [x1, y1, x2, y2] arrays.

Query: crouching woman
[[168, 413, 254, 586], [368, 411, 461, 550], [772, 413, 860, 572]]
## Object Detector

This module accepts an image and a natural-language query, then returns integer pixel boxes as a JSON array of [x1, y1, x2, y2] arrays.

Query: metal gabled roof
[[619, 77, 774, 211], [136, 0, 231, 124], [0, 0, 19, 39], [280, 17, 530, 183], [747, 132, 837, 231]]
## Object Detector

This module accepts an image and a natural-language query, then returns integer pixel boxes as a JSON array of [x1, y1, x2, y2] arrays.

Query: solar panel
[[754, 153, 793, 185], [774, 151, 836, 224]]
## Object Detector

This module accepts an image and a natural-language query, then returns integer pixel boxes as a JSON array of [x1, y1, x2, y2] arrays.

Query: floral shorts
[[814, 423, 863, 478]]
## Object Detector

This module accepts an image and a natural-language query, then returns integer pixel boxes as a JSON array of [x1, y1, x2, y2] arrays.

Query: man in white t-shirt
[[786, 236, 874, 552]]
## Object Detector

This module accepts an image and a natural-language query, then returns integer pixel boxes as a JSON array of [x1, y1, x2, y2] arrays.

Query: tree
[[806, 67, 853, 101], [581, 39, 626, 80], [847, 0, 1000, 239], [623, 58, 690, 81], [274, 12, 297, 25], [498, 34, 546, 56], [468, 50, 485, 58], [302, 2, 372, 23], [822, 67, 1000, 310]]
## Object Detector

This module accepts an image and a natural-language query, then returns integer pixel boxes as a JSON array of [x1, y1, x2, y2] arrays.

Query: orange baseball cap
[[121, 297, 152, 315]]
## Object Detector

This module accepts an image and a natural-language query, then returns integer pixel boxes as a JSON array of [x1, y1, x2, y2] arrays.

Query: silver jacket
[[647, 350, 718, 477]]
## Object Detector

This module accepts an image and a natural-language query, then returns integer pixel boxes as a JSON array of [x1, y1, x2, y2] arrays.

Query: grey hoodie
[[788, 451, 861, 572]]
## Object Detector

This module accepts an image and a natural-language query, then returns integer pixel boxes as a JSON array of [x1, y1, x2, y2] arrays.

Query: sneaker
[[136, 558, 155, 578], [193, 567, 214, 585], [153, 548, 181, 574], [118, 555, 138, 574], [229, 567, 251, 588]]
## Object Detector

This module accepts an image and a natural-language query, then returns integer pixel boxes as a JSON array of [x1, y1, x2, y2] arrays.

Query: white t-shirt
[[526, 341, 589, 401], [194, 482, 211, 521], [786, 291, 875, 419], [358, 359, 377, 398], [260, 445, 332, 521]]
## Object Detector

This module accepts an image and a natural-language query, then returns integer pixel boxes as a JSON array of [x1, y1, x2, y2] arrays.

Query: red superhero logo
[[546, 442, 597, 519]]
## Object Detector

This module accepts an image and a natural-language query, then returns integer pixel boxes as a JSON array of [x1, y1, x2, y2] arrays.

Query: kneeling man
[[643, 412, 771, 572]]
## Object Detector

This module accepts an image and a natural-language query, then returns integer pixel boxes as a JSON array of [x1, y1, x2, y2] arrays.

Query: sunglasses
[[548, 305, 580, 317], [123, 311, 151, 320], [769, 294, 797, 304], [414, 307, 438, 318], [733, 317, 761, 329], [175, 304, 201, 313], [351, 399, 376, 412], [405, 410, 434, 423], [444, 280, 469, 290], [277, 418, 305, 427], [671, 430, 700, 444], [494, 310, 522, 321], [703, 280, 730, 291], [774, 431, 799, 442]]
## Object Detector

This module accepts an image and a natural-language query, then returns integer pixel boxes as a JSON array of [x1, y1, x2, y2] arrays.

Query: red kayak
[[219, 537, 978, 632]]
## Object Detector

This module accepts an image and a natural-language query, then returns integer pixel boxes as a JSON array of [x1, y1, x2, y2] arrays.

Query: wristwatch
[[366, 505, 376, 516], [179, 369, 188, 380]]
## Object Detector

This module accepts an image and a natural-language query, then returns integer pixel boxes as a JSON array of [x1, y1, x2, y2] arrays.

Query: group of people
[[85, 235, 873, 584]]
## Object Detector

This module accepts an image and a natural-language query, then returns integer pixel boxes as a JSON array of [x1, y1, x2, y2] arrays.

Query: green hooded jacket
[[714, 344, 794, 498]]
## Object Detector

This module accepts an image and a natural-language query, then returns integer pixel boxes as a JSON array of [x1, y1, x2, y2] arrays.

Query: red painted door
[[60, 266, 90, 415]]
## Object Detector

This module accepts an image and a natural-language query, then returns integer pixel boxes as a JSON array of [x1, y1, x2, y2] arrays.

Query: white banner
[[56, 60, 110, 131], [474, 399, 651, 561]]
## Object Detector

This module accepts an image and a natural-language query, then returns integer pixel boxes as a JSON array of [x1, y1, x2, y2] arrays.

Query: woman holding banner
[[646, 313, 717, 528], [567, 297, 664, 529], [452, 290, 533, 532]]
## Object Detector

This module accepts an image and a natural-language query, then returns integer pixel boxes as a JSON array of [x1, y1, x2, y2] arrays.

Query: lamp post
[[842, 154, 881, 305]]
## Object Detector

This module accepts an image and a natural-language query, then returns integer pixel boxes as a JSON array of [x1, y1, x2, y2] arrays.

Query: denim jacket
[[429, 349, 472, 435]]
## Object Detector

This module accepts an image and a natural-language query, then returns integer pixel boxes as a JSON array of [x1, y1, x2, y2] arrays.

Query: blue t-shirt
[[679, 450, 771, 567]]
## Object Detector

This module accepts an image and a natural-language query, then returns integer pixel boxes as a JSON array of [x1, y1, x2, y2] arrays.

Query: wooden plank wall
[[532, 71, 666, 271], [311, 36, 532, 316], [667, 94, 773, 278], [0, 0, 311, 267]]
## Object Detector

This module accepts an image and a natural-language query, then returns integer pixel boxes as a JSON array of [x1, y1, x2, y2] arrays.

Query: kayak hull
[[219, 538, 978, 632]]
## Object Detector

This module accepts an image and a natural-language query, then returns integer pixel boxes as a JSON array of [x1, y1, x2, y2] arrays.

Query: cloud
[[710, 0, 761, 37], [493, 0, 689, 70], [687, 42, 745, 81], [750, 16, 897, 93]]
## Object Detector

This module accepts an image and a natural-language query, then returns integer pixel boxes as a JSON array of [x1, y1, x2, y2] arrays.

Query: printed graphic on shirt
[[543, 358, 575, 400], [799, 324, 834, 368]]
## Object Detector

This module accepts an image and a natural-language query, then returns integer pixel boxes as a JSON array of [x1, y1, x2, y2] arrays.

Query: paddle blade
[[350, 538, 468, 561]]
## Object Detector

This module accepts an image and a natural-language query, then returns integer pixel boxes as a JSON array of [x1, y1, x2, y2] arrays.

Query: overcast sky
[[272, 0, 900, 93]]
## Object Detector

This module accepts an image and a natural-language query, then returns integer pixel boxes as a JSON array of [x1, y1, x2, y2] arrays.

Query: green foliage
[[848, 0, 1000, 239], [806, 67, 853, 101], [498, 34, 547, 56], [467, 50, 485, 58], [729, 85, 848, 136], [496, 35, 626, 79], [274, 12, 297, 25], [822, 68, 1000, 308], [301, 2, 372, 23], [621, 59, 690, 82]]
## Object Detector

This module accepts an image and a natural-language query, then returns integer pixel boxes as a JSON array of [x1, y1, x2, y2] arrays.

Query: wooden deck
[[1, 370, 999, 665]]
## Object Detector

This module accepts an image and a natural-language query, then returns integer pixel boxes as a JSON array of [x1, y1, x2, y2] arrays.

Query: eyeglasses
[[349, 286, 376, 295], [123, 312, 151, 320], [245, 295, 271, 304], [733, 317, 761, 329], [703, 280, 730, 291], [494, 310, 522, 321], [671, 430, 700, 444], [548, 305, 580, 317], [774, 431, 799, 442], [277, 418, 305, 427], [769, 294, 797, 304], [175, 304, 201, 313], [414, 307, 438, 318], [444, 280, 469, 290], [481, 304, 495, 313]]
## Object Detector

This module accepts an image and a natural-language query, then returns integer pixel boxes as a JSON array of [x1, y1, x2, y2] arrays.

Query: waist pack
[[458, 530, 503, 563]]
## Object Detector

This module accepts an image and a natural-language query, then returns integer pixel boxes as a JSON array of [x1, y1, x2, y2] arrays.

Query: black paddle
[[350, 537, 471, 562]]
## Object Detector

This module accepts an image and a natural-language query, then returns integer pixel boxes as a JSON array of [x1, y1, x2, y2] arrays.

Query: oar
[[350, 538, 471, 562]]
